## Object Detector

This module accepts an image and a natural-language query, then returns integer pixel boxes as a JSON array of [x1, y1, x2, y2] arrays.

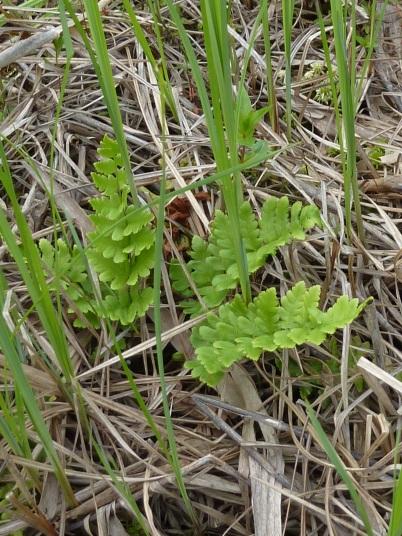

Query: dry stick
[[76, 313, 207, 380], [192, 394, 304, 437], [357, 356, 401, 414], [0, 0, 113, 70], [192, 396, 292, 489]]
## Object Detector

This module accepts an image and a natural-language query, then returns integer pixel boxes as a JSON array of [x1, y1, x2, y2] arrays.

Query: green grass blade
[[0, 311, 32, 461], [58, 0, 73, 59], [389, 473, 402, 536], [143, 0, 178, 120], [79, 0, 137, 201], [93, 438, 150, 534], [200, 0, 251, 302], [122, 0, 177, 120], [164, 0, 253, 303], [388, 428, 402, 536], [355, 1, 387, 107], [315, 1, 341, 130], [306, 404, 373, 536], [262, 0, 278, 131], [350, 1, 357, 94], [47, 1, 75, 248], [152, 102, 197, 526], [164, 0, 220, 156], [0, 285, 76, 505], [329, 0, 364, 242], [115, 343, 169, 457], [0, 142, 73, 383], [282, 0, 294, 139], [234, 4, 268, 140], [0, 274, 34, 465]]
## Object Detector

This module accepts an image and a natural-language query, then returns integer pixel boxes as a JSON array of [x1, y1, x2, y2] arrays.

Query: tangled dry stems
[[0, 1, 402, 534]]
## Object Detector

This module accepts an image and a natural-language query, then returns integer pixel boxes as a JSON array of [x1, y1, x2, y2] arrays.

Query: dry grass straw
[[0, 1, 402, 534]]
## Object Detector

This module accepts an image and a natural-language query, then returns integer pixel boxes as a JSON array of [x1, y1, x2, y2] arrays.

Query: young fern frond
[[39, 135, 155, 326], [85, 135, 154, 323], [39, 238, 100, 327], [171, 196, 322, 313], [87, 136, 155, 292], [187, 282, 368, 386]]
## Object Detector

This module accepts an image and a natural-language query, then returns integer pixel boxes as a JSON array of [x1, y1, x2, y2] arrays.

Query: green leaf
[[189, 283, 367, 386], [39, 238, 99, 326], [86, 135, 155, 320], [185, 359, 224, 387], [102, 287, 153, 325], [237, 86, 268, 146], [38, 135, 155, 328], [171, 197, 321, 314]]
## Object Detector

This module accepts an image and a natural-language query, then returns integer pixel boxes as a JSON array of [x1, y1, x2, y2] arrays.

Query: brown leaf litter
[[0, 1, 402, 535]]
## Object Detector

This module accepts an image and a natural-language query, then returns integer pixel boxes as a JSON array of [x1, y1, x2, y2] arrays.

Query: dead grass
[[0, 1, 402, 535]]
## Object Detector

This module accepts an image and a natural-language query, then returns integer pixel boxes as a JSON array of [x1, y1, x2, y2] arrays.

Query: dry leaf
[[362, 176, 402, 194], [220, 365, 284, 536]]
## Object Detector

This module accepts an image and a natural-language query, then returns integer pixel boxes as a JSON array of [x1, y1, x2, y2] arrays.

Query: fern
[[37, 137, 366, 388], [39, 238, 99, 327], [39, 135, 155, 326], [171, 196, 322, 313], [86, 135, 154, 323], [87, 136, 155, 291], [186, 282, 368, 386]]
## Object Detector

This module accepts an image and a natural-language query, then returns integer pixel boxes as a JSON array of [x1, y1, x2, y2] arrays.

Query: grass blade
[[329, 0, 364, 242], [306, 404, 373, 535], [262, 0, 278, 131], [0, 143, 73, 383], [80, 0, 137, 200], [388, 428, 402, 536], [282, 0, 294, 139], [152, 98, 197, 527], [0, 268, 76, 505], [165, 0, 252, 303]]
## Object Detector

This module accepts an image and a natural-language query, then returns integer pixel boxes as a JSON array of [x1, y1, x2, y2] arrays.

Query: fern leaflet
[[39, 238, 100, 327], [171, 196, 321, 313], [186, 282, 368, 386]]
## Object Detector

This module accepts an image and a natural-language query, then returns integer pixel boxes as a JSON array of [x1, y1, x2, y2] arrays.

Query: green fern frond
[[186, 282, 368, 386], [171, 197, 322, 313], [39, 235, 154, 326], [39, 238, 86, 288], [38, 135, 155, 327], [86, 135, 155, 318], [38, 238, 99, 327], [256, 197, 321, 257]]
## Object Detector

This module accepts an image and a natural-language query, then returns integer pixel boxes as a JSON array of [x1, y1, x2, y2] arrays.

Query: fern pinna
[[39, 238, 100, 327], [40, 135, 154, 326], [170, 196, 322, 314], [187, 282, 368, 386]]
